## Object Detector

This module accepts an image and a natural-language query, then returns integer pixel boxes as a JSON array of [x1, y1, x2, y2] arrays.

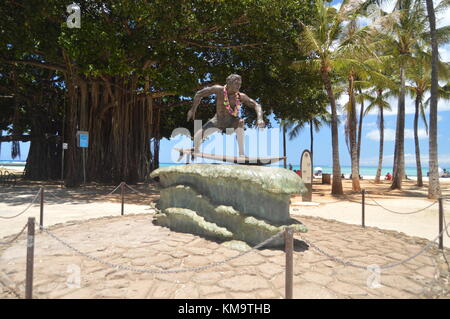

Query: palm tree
[[364, 88, 393, 183], [295, 0, 363, 195], [285, 112, 332, 169], [280, 119, 289, 169], [406, 49, 449, 187], [370, 0, 449, 190], [424, 0, 450, 198], [384, 0, 429, 190], [337, 17, 384, 192]]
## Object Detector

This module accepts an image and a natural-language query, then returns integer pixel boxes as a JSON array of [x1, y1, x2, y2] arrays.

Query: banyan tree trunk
[[63, 71, 154, 187]]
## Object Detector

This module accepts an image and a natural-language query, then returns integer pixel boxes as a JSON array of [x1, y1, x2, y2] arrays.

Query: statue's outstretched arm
[[240, 93, 265, 128], [188, 85, 221, 121]]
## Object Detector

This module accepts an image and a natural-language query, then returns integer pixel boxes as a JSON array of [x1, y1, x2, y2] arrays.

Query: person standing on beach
[[187, 74, 265, 157]]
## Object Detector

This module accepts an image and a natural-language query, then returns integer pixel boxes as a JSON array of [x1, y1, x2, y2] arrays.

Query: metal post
[[439, 198, 443, 250], [82, 148, 86, 185], [362, 189, 365, 228], [61, 145, 65, 188], [121, 182, 125, 216], [40, 187, 44, 230], [285, 227, 294, 299], [26, 217, 35, 299]]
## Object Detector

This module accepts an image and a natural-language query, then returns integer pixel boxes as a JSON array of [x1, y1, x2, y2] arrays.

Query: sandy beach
[[0, 174, 449, 299]]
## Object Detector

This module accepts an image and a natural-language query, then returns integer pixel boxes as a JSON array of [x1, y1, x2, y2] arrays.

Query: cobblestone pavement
[[0, 213, 449, 299]]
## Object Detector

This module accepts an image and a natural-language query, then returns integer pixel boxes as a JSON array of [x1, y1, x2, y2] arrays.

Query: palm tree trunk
[[375, 106, 384, 183], [349, 75, 360, 192], [425, 0, 441, 198], [321, 70, 343, 195], [310, 119, 314, 168], [357, 88, 364, 164], [414, 95, 423, 187], [283, 125, 287, 169], [391, 64, 406, 190]]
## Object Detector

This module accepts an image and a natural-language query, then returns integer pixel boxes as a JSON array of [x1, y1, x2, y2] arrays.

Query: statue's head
[[226, 74, 242, 93]]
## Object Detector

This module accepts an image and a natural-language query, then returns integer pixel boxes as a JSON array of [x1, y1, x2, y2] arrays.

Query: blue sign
[[77, 131, 89, 148]]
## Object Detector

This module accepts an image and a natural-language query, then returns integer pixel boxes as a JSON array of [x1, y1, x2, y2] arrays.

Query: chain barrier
[[0, 189, 41, 220], [44, 183, 123, 203], [0, 223, 28, 245], [366, 193, 438, 215], [341, 193, 380, 207], [37, 224, 285, 274], [124, 183, 154, 198], [443, 212, 450, 238], [0, 271, 23, 299], [298, 222, 450, 270]]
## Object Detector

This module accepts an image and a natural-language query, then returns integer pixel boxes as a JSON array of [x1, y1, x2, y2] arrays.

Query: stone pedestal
[[150, 164, 308, 248]]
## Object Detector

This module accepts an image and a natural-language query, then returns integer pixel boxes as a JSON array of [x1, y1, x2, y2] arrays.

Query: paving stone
[[410, 255, 435, 267], [183, 255, 212, 267], [192, 272, 225, 285], [101, 279, 130, 289], [257, 289, 281, 299], [198, 285, 226, 296], [415, 266, 438, 279], [155, 271, 194, 284], [57, 287, 95, 299], [218, 275, 269, 292], [300, 271, 334, 286], [168, 250, 189, 258], [174, 283, 200, 299], [156, 259, 183, 270], [270, 272, 303, 289], [380, 275, 425, 295], [230, 292, 260, 298], [257, 249, 284, 257], [369, 286, 414, 299], [267, 256, 286, 266], [299, 250, 329, 263], [130, 258, 148, 266], [309, 265, 335, 276], [124, 281, 152, 298], [291, 282, 338, 299], [327, 281, 371, 297], [150, 281, 177, 298], [257, 262, 284, 279], [95, 288, 127, 299], [204, 292, 229, 299], [229, 254, 266, 267], [184, 246, 213, 256]]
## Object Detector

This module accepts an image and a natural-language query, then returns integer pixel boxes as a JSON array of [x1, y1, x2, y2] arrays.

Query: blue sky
[[1, 0, 450, 169], [158, 0, 450, 168]]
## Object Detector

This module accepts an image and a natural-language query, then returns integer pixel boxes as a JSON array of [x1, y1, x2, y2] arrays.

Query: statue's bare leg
[[236, 119, 245, 157], [193, 121, 220, 156]]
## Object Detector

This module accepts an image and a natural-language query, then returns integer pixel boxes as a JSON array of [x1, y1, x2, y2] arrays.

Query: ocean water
[[0, 160, 26, 167], [1, 160, 444, 178], [158, 163, 438, 178]]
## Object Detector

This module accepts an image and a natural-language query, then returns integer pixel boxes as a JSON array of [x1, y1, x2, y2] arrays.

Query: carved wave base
[[150, 164, 308, 248]]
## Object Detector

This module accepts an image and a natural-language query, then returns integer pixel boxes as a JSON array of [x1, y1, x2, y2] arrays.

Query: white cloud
[[439, 44, 450, 63], [362, 93, 450, 116], [360, 153, 450, 166], [364, 122, 378, 128], [366, 128, 396, 141], [366, 128, 428, 141]]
